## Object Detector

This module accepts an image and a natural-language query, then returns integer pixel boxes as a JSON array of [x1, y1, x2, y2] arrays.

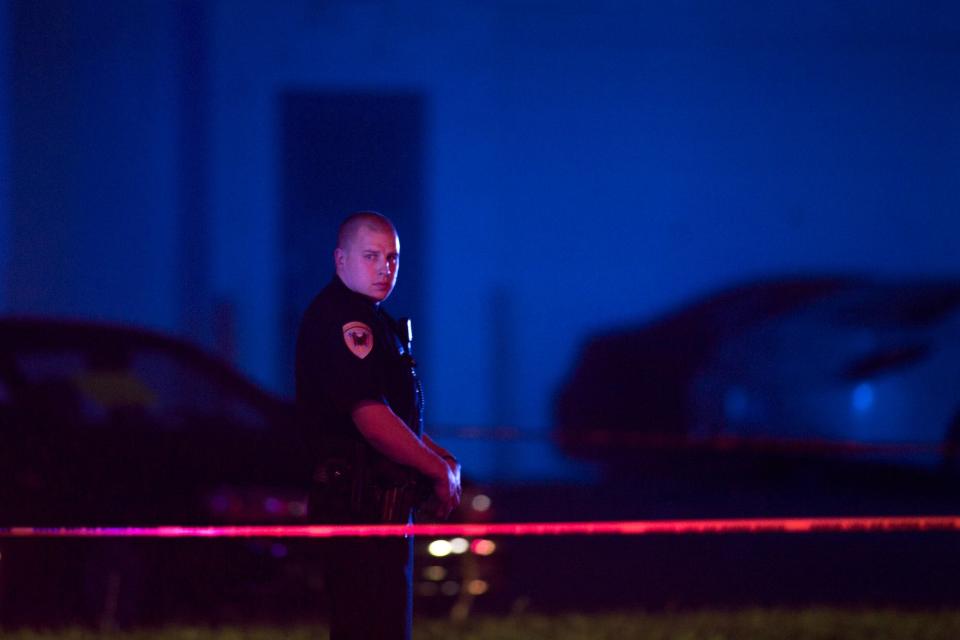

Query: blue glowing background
[[2, 1, 959, 480]]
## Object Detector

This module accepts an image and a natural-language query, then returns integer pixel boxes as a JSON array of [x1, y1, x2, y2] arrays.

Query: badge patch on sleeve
[[342, 321, 374, 359]]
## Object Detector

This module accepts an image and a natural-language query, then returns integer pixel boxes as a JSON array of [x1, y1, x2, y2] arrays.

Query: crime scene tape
[[2, 516, 960, 538]]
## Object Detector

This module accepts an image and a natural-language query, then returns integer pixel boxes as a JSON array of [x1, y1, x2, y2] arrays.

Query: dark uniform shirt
[[295, 274, 422, 517]]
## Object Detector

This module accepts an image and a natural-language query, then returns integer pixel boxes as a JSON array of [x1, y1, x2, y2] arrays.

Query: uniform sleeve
[[297, 307, 386, 415]]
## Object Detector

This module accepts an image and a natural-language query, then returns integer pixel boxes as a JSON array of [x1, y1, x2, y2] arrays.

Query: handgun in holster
[[369, 453, 433, 523], [312, 440, 431, 524]]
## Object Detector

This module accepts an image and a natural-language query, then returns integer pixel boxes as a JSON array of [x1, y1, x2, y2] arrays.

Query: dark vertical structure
[[8, 0, 79, 312], [280, 93, 425, 392], [490, 285, 516, 425], [490, 285, 517, 477], [0, 1, 10, 310], [175, 0, 211, 347], [9, 1, 185, 329]]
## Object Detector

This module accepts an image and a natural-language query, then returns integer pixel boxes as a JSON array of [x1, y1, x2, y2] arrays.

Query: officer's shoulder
[[303, 284, 375, 327]]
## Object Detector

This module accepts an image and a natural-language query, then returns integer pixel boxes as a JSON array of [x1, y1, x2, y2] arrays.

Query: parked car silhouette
[[0, 317, 494, 626], [0, 317, 313, 626], [556, 277, 960, 469]]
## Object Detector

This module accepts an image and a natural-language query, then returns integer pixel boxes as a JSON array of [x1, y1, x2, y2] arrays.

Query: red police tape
[[2, 516, 960, 538]]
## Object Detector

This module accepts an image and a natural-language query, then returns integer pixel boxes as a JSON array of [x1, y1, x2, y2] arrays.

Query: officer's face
[[335, 226, 400, 302]]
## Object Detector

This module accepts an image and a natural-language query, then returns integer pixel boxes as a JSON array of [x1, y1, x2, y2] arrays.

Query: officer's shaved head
[[337, 211, 398, 250], [334, 211, 400, 302]]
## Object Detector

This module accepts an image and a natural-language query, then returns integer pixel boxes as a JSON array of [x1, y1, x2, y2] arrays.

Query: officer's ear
[[334, 247, 345, 270]]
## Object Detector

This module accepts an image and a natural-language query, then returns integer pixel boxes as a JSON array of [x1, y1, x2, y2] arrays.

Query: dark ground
[[481, 450, 960, 612]]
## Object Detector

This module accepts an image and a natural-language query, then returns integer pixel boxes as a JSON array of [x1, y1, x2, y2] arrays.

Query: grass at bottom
[[5, 609, 960, 640]]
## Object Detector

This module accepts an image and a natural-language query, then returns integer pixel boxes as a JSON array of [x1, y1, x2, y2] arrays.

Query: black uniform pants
[[320, 534, 413, 640]]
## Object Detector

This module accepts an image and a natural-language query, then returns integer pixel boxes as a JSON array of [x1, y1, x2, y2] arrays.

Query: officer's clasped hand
[[427, 458, 461, 520]]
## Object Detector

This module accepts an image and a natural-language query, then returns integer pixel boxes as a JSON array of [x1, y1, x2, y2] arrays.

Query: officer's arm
[[351, 402, 461, 518], [423, 433, 460, 469], [423, 433, 461, 504]]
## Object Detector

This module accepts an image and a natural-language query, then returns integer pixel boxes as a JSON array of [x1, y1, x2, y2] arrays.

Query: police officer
[[295, 211, 461, 640]]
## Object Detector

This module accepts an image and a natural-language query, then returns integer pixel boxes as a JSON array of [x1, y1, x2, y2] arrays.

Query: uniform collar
[[331, 274, 381, 311]]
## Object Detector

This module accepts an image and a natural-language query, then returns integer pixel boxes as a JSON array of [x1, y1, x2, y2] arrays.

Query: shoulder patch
[[342, 321, 374, 359]]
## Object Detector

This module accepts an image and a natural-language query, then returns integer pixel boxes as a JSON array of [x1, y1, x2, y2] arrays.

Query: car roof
[[0, 316, 289, 411]]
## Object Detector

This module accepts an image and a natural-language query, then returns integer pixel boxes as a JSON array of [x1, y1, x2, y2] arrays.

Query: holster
[[311, 440, 430, 524]]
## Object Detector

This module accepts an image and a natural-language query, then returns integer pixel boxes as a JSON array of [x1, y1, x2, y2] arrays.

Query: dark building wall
[[8, 1, 182, 332], [4, 1, 959, 447], [477, 10, 960, 430], [204, 1, 960, 432]]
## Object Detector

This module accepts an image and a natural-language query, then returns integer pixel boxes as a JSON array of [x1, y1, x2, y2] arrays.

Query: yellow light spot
[[423, 565, 447, 581], [467, 579, 489, 595], [428, 539, 453, 557]]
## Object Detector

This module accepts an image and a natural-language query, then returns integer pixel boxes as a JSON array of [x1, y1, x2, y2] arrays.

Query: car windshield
[[13, 344, 271, 431], [832, 285, 960, 328]]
